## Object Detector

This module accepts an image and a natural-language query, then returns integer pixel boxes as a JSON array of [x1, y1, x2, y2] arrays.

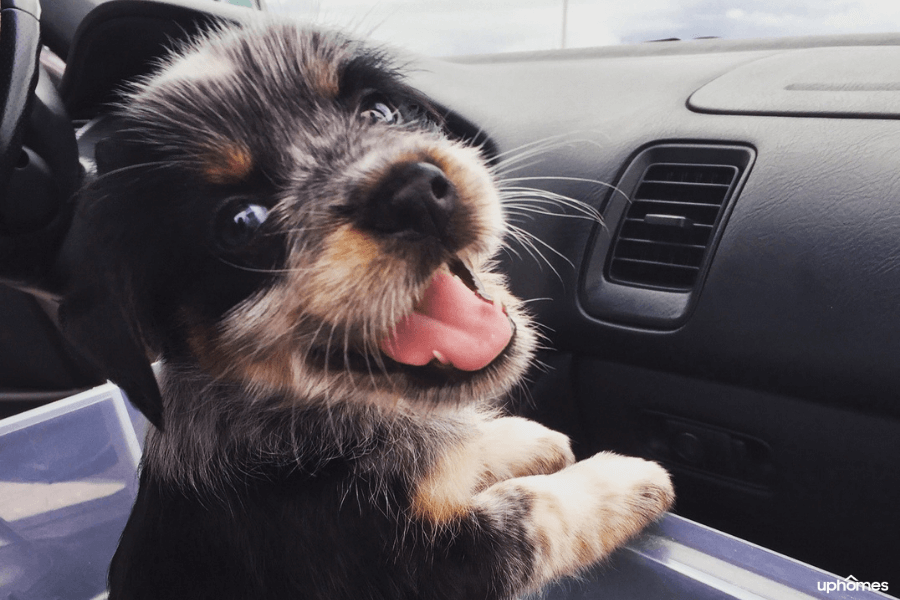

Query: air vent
[[607, 163, 740, 290], [582, 144, 754, 328]]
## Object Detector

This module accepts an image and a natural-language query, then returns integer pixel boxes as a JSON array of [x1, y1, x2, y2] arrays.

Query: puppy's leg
[[415, 451, 673, 600], [477, 416, 576, 481], [411, 415, 672, 598], [412, 415, 574, 523], [475, 452, 674, 590]]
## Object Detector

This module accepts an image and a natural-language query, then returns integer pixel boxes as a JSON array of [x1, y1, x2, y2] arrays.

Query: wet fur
[[61, 20, 673, 600]]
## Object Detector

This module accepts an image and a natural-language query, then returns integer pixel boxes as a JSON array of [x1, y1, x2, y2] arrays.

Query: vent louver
[[608, 163, 739, 290]]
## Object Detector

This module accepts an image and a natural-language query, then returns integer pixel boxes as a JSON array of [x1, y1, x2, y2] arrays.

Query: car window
[[252, 0, 900, 56]]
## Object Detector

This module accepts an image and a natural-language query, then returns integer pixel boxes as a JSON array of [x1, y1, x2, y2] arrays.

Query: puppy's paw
[[589, 452, 674, 526], [560, 452, 673, 554], [481, 452, 673, 587], [586, 453, 673, 523], [479, 417, 575, 483]]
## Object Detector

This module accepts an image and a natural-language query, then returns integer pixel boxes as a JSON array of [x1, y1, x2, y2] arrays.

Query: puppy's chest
[[148, 395, 448, 493]]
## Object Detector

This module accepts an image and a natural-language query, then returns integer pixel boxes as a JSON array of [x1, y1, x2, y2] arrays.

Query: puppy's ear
[[58, 131, 166, 430], [60, 292, 164, 430]]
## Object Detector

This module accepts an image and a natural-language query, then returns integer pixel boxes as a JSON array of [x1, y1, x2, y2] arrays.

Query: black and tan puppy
[[60, 20, 673, 600]]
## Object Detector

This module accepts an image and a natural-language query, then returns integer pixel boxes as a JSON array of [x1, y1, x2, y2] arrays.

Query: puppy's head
[[62, 21, 536, 429]]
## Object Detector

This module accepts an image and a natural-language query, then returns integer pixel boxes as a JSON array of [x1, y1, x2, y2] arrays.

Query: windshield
[[260, 0, 900, 56]]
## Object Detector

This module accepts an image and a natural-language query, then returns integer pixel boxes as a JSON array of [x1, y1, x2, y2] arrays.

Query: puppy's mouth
[[379, 258, 515, 372]]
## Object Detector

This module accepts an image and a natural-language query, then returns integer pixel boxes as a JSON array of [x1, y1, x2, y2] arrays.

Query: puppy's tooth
[[433, 350, 450, 365]]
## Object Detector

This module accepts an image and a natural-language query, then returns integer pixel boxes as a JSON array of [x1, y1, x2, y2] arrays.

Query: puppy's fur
[[61, 21, 673, 600]]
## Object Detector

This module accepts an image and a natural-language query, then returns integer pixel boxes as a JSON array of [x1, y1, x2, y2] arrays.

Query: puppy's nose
[[361, 162, 457, 243]]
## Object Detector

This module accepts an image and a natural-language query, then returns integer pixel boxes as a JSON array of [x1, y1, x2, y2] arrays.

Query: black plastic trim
[[580, 143, 755, 329]]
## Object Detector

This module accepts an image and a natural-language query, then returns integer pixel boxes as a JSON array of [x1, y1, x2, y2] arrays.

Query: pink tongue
[[380, 272, 513, 371]]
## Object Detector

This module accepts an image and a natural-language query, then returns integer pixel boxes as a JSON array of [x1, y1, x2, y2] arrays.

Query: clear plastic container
[[0, 384, 891, 600], [0, 384, 145, 600]]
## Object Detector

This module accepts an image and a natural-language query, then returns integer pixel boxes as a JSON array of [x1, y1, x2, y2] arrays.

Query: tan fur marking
[[238, 348, 296, 391], [305, 58, 340, 98], [184, 319, 229, 375], [324, 225, 379, 266], [202, 142, 254, 184], [305, 225, 382, 319], [412, 416, 575, 524], [412, 436, 483, 522], [184, 312, 295, 392]]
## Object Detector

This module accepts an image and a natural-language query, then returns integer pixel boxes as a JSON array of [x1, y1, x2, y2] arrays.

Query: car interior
[[1, 0, 898, 594]]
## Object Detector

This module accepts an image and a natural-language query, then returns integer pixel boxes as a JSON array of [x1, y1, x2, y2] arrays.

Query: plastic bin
[[0, 385, 142, 600], [0, 385, 892, 600]]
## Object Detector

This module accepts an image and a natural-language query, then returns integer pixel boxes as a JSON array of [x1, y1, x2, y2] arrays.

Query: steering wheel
[[0, 0, 42, 220], [0, 0, 80, 295]]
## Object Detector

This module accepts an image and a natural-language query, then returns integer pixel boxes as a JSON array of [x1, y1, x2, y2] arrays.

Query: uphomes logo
[[817, 575, 889, 594]]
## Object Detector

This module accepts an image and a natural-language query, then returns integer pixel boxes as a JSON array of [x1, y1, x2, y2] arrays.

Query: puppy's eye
[[360, 97, 401, 125], [214, 201, 269, 249]]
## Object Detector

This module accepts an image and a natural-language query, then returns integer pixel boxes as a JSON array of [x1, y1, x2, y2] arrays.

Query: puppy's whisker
[[502, 223, 542, 256], [488, 131, 580, 163], [273, 227, 317, 236], [87, 160, 178, 185], [366, 317, 393, 383], [490, 134, 612, 180], [518, 296, 554, 305], [501, 196, 600, 221], [300, 317, 331, 380], [500, 239, 526, 262], [499, 184, 601, 203], [503, 205, 602, 228], [214, 253, 325, 276], [322, 318, 343, 390], [360, 320, 380, 391], [341, 317, 356, 386], [491, 145, 579, 175], [504, 223, 568, 282], [492, 151, 551, 174], [500, 175, 627, 205]]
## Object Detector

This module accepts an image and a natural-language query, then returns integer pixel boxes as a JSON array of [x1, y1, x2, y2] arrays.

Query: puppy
[[60, 20, 673, 600]]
